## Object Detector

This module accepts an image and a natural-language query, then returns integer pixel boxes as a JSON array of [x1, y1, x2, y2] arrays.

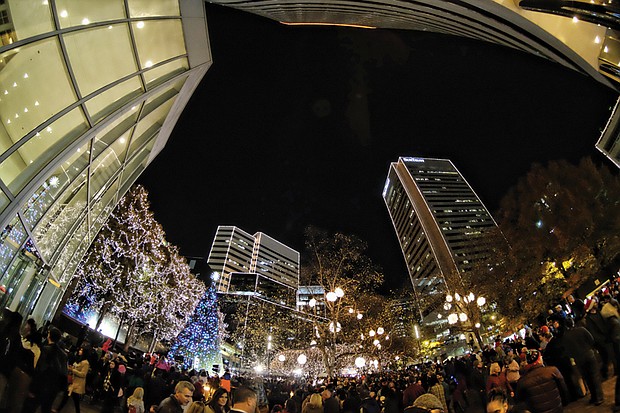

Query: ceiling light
[[60, 10, 68, 18]]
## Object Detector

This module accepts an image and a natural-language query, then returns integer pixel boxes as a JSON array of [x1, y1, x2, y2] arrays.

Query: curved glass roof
[[0, 0, 211, 322]]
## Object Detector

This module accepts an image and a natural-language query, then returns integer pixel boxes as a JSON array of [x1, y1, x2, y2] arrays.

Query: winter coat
[[30, 341, 68, 394], [158, 395, 184, 413], [516, 364, 568, 413], [69, 359, 89, 395]]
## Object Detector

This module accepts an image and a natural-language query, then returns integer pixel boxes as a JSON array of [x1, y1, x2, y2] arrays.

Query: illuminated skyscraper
[[382, 157, 498, 320], [207, 225, 300, 308]]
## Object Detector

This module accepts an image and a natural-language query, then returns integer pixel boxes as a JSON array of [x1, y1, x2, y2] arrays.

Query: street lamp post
[[444, 291, 486, 349]]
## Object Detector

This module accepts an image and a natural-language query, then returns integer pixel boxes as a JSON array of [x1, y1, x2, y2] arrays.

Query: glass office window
[[21, 141, 90, 229], [55, 0, 126, 29], [0, 37, 76, 151], [143, 58, 188, 91], [128, 0, 180, 17], [91, 105, 140, 159], [4, 0, 54, 42], [132, 19, 186, 70], [85, 76, 143, 124], [63, 24, 138, 97], [1, 107, 88, 194]]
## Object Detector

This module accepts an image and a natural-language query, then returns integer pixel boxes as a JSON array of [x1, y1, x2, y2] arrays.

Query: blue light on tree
[[168, 281, 220, 371]]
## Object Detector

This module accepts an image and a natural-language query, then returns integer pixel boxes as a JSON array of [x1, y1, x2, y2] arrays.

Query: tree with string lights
[[298, 226, 385, 377], [168, 280, 222, 370], [64, 184, 205, 348]]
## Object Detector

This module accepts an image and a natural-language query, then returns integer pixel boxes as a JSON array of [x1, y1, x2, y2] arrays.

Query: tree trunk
[[123, 320, 136, 352], [95, 301, 111, 330], [112, 313, 125, 349], [149, 331, 158, 353], [318, 344, 333, 378]]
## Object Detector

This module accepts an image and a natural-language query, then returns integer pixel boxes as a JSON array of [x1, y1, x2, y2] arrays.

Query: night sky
[[137, 4, 618, 292]]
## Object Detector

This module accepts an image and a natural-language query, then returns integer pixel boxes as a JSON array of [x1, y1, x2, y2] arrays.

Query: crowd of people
[[2, 277, 620, 413]]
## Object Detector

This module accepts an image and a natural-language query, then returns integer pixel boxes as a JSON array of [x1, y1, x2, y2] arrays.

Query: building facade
[[209, 0, 620, 90], [382, 157, 498, 321], [207, 225, 300, 308], [0, 0, 211, 324]]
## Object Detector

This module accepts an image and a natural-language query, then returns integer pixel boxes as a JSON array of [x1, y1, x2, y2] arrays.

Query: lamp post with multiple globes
[[442, 291, 487, 349]]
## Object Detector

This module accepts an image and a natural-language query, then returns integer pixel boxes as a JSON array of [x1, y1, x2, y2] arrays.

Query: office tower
[[382, 157, 498, 320], [207, 225, 300, 308], [389, 296, 418, 338]]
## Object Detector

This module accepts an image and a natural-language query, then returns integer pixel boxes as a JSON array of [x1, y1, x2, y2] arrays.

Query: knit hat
[[413, 394, 443, 410]]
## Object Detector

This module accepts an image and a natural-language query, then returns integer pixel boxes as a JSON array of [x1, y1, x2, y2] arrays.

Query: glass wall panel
[[120, 146, 149, 192], [0, 215, 27, 283], [55, 0, 126, 29], [0, 191, 8, 215], [33, 175, 87, 261], [1, 107, 88, 194], [129, 95, 175, 155], [91, 105, 140, 159], [2, 1, 54, 44], [128, 0, 180, 17], [141, 82, 181, 119], [90, 141, 125, 198], [132, 20, 185, 70], [30, 281, 61, 325], [58, 232, 89, 284], [53, 217, 86, 283], [0, 37, 76, 151], [143, 58, 188, 91], [85, 76, 143, 124], [21, 140, 90, 229], [63, 23, 138, 97], [91, 177, 119, 225]]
